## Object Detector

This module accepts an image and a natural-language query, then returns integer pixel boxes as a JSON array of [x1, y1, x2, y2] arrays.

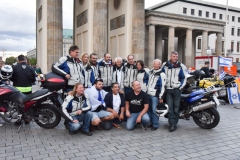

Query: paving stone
[[1, 101, 240, 160]]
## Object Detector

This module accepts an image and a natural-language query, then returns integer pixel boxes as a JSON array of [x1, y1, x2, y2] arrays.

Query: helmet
[[156, 103, 169, 117], [0, 65, 13, 80]]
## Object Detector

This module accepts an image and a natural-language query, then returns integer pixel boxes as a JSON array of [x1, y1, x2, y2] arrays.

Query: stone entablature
[[145, 11, 225, 33]]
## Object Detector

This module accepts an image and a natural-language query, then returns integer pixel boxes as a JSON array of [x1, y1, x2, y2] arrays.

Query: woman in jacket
[[80, 52, 95, 88], [62, 83, 93, 136], [104, 83, 125, 129], [136, 60, 149, 92]]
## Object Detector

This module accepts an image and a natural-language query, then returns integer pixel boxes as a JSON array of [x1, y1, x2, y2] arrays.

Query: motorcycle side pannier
[[43, 72, 66, 91]]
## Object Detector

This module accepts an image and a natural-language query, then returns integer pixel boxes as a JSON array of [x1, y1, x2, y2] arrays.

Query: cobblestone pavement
[[1, 85, 240, 160]]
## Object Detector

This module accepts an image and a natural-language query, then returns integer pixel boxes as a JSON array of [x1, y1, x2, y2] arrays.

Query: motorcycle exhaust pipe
[[0, 112, 17, 123], [192, 101, 215, 112]]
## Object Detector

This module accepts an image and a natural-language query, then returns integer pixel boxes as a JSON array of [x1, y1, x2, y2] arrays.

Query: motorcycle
[[157, 85, 221, 129], [0, 82, 62, 132], [217, 74, 236, 103]]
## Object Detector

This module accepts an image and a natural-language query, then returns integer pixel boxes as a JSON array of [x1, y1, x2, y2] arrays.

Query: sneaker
[[169, 125, 177, 132], [69, 130, 77, 135], [80, 130, 93, 136], [141, 124, 147, 131], [0, 123, 3, 127], [147, 123, 153, 128], [151, 127, 158, 131], [96, 124, 103, 130]]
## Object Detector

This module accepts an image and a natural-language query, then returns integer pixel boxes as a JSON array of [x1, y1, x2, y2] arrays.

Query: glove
[[171, 82, 181, 89]]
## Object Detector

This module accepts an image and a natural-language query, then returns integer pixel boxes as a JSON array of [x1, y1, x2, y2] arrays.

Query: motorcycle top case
[[43, 72, 66, 91]]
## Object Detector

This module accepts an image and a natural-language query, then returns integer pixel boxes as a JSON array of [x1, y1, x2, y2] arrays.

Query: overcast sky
[[0, 0, 239, 52]]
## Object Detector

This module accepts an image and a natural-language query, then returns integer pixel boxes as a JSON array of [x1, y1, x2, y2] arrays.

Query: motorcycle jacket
[[11, 62, 36, 93], [146, 69, 167, 99], [52, 55, 84, 86], [112, 65, 125, 91], [62, 93, 91, 121], [161, 61, 187, 90], [123, 63, 137, 88], [90, 62, 99, 79], [98, 60, 113, 87], [81, 63, 95, 88], [136, 69, 149, 92]]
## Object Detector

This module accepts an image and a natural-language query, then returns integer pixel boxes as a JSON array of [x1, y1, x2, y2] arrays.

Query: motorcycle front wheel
[[193, 107, 220, 129], [35, 104, 61, 129]]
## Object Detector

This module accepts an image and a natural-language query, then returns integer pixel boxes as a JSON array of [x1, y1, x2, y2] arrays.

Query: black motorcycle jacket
[[11, 62, 36, 87]]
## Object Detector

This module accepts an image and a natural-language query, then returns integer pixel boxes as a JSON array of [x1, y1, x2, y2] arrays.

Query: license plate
[[219, 90, 227, 96], [213, 96, 220, 106], [57, 95, 63, 104]]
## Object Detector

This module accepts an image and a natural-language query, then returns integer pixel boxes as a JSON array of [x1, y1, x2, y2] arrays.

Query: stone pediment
[[145, 11, 225, 33]]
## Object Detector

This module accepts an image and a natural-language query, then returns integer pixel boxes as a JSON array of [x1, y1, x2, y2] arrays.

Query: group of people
[[55, 45, 187, 136]]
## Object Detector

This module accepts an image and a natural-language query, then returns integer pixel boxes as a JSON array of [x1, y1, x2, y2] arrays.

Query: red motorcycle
[[0, 83, 62, 132]]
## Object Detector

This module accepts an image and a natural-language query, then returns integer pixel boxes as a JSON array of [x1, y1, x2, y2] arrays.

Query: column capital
[[169, 26, 175, 29], [187, 28, 193, 31], [148, 24, 155, 26]]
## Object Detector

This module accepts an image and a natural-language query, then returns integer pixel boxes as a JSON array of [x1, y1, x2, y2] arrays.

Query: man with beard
[[89, 53, 99, 79], [84, 78, 114, 130]]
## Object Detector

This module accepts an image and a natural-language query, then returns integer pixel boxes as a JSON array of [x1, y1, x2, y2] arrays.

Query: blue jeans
[[126, 112, 150, 130], [166, 89, 181, 126], [148, 95, 159, 128], [68, 111, 92, 132], [124, 87, 133, 96]]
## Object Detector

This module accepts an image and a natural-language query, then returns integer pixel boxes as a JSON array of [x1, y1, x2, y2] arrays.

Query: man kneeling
[[125, 80, 150, 131], [104, 83, 125, 129], [62, 83, 93, 136], [85, 78, 114, 130]]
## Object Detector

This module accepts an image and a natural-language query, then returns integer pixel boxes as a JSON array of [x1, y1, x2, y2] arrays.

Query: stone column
[[148, 25, 155, 67], [93, 0, 108, 58], [156, 30, 163, 61], [132, 0, 145, 60], [192, 35, 196, 68], [202, 30, 208, 55], [178, 36, 183, 62], [168, 26, 175, 59], [185, 29, 192, 68], [46, 0, 63, 72], [163, 38, 168, 62], [216, 33, 223, 56]]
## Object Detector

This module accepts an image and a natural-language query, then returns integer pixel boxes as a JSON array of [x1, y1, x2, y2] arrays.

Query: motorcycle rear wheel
[[193, 107, 220, 129], [35, 104, 61, 129]]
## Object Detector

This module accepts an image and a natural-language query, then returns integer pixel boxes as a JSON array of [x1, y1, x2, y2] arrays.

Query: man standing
[[52, 45, 84, 92], [200, 61, 210, 79], [11, 55, 36, 95], [123, 55, 137, 95], [89, 53, 98, 79], [125, 80, 150, 131], [98, 53, 113, 92], [84, 78, 114, 130], [146, 59, 167, 131], [112, 57, 125, 92], [161, 51, 187, 132]]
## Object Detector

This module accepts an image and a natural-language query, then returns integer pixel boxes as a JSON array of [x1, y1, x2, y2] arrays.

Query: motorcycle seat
[[181, 94, 191, 99], [22, 89, 49, 103]]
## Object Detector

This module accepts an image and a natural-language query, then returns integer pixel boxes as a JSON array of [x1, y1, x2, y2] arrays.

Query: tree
[[5, 56, 17, 65], [29, 58, 37, 66]]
